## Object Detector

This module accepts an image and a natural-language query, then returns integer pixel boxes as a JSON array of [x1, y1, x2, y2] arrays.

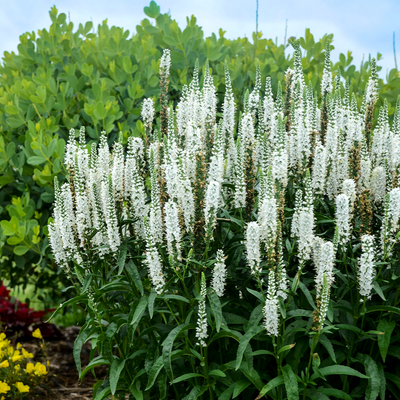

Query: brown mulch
[[22, 326, 106, 400]]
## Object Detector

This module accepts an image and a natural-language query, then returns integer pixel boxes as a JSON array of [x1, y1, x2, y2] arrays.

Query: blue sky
[[1, 0, 399, 81]]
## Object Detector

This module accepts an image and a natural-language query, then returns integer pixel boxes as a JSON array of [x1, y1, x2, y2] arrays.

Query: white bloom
[[196, 273, 208, 347], [164, 200, 182, 262], [234, 139, 246, 208], [276, 251, 288, 300], [313, 237, 335, 299], [263, 269, 279, 337], [318, 274, 331, 330], [246, 222, 261, 275], [312, 143, 327, 194], [160, 49, 171, 74], [335, 194, 350, 245], [370, 166, 386, 203], [342, 179, 357, 214], [358, 235, 375, 299], [389, 187, 400, 232], [100, 176, 120, 253], [142, 98, 155, 131], [212, 250, 227, 297], [111, 142, 125, 202], [204, 180, 222, 237], [144, 221, 166, 295]]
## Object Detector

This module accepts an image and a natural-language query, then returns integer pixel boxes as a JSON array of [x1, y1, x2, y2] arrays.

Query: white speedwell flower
[[196, 273, 208, 347], [212, 250, 227, 297]]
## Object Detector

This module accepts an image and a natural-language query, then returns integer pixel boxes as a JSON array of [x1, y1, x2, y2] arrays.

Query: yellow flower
[[0, 361, 9, 369], [16, 343, 22, 349], [26, 363, 35, 374], [22, 349, 33, 359], [34, 362, 47, 376], [0, 334, 5, 341], [15, 382, 30, 393], [14, 364, 20, 372], [32, 329, 42, 339], [11, 350, 22, 363], [0, 381, 10, 394]]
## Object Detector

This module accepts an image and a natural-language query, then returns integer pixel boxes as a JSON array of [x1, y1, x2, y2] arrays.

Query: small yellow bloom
[[0, 360, 9, 368], [14, 364, 20, 372], [22, 348, 33, 359], [32, 329, 42, 339], [16, 343, 22, 349], [11, 350, 22, 363], [0, 334, 6, 341], [34, 362, 47, 376], [0, 381, 10, 394], [26, 363, 35, 374], [15, 382, 30, 393]]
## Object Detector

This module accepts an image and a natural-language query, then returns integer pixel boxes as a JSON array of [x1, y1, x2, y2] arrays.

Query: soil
[[22, 326, 106, 400]]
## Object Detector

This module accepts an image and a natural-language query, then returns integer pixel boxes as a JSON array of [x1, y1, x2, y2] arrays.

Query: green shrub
[[0, 1, 399, 299], [46, 45, 400, 398]]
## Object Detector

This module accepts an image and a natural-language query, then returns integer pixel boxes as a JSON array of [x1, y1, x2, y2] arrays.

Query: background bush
[[0, 1, 399, 301]]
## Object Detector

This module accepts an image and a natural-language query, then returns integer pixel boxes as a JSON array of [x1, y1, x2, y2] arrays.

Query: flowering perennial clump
[[47, 46, 400, 399]]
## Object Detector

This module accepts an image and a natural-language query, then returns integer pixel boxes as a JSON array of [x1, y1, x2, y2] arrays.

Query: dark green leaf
[[110, 358, 126, 395], [235, 325, 264, 370], [377, 319, 396, 362], [282, 364, 299, 400]]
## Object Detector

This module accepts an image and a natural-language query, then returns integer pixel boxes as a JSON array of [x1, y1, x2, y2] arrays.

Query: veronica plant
[[48, 46, 400, 399]]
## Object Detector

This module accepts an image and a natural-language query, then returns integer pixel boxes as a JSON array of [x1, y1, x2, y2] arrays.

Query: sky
[[1, 0, 399, 81]]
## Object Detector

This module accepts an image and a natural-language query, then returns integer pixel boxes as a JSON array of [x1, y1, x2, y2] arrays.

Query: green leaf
[[317, 388, 352, 400], [182, 386, 207, 400], [14, 245, 29, 255], [5, 105, 18, 115], [209, 369, 226, 378], [282, 364, 299, 400], [365, 305, 400, 315], [208, 289, 223, 332], [246, 288, 264, 303], [73, 324, 90, 375], [110, 358, 126, 395], [130, 296, 148, 325], [6, 117, 24, 128], [355, 354, 380, 400], [45, 294, 88, 322], [298, 281, 317, 310], [170, 373, 204, 384], [143, 1, 160, 18], [118, 243, 127, 275], [27, 156, 46, 165], [125, 260, 144, 295], [161, 294, 190, 303], [235, 325, 264, 370], [319, 334, 337, 363], [80, 356, 110, 381], [373, 281, 386, 301], [162, 323, 194, 379], [255, 376, 284, 399], [145, 355, 164, 391], [148, 290, 157, 319], [233, 379, 251, 398], [377, 319, 396, 362], [311, 365, 369, 381], [278, 343, 296, 355], [378, 363, 386, 400]]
